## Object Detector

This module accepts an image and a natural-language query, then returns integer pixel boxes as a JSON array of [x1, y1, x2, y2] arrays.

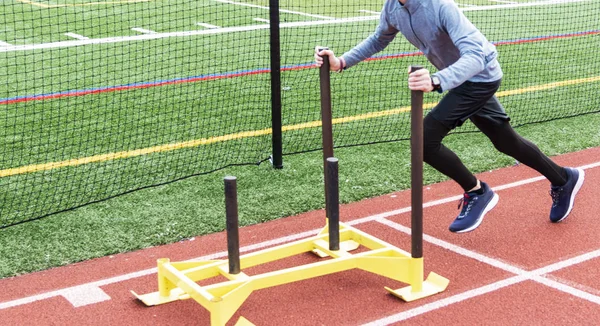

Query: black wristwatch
[[431, 75, 442, 93]]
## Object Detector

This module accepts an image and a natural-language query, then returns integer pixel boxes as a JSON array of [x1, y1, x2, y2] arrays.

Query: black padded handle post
[[409, 65, 424, 259]]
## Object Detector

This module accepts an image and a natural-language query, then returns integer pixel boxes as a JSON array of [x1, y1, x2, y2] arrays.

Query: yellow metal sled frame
[[132, 222, 449, 326]]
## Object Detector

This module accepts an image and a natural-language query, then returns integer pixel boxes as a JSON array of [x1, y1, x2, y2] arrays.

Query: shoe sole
[[553, 168, 585, 223], [453, 193, 499, 233]]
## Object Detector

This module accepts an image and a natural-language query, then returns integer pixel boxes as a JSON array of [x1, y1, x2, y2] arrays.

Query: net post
[[325, 157, 340, 251], [224, 176, 241, 274], [318, 50, 334, 219], [269, 0, 283, 169], [410, 65, 424, 259]]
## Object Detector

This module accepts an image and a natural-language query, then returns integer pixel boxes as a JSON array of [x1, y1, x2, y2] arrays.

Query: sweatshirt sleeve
[[435, 1, 488, 90], [340, 10, 399, 69]]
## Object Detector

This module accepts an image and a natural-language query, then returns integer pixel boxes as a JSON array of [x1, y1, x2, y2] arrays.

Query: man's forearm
[[339, 35, 387, 69]]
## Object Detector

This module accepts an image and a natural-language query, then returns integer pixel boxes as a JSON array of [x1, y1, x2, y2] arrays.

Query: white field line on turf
[[253, 18, 270, 23], [213, 0, 335, 20], [197, 22, 220, 29], [488, 0, 518, 4], [359, 10, 380, 15], [64, 33, 89, 40], [131, 28, 157, 34], [0, 161, 598, 309], [0, 40, 11, 46], [0, 16, 375, 52], [1, 0, 592, 52], [464, 0, 590, 11]]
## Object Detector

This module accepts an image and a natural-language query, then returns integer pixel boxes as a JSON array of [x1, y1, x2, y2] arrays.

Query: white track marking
[[61, 285, 111, 307], [213, 0, 335, 20], [546, 274, 600, 296], [131, 28, 156, 34], [362, 275, 528, 326], [3, 0, 592, 52], [197, 22, 220, 29], [533, 275, 600, 305], [578, 161, 600, 170], [0, 162, 598, 310], [64, 33, 89, 40], [377, 218, 526, 274], [490, 175, 546, 191]]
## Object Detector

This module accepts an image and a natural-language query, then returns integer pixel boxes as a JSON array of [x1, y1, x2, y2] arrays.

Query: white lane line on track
[[363, 189, 600, 325], [362, 245, 600, 325], [362, 274, 529, 326]]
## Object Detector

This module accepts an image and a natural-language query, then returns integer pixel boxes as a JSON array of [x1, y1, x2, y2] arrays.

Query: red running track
[[1, 147, 600, 325]]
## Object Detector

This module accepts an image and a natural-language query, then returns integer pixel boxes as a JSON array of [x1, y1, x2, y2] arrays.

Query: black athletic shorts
[[428, 79, 510, 130]]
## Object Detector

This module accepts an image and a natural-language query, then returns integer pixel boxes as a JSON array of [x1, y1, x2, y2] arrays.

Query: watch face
[[432, 76, 440, 85]]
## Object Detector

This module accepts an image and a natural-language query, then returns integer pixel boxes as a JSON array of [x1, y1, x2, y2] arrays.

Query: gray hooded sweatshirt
[[341, 0, 503, 91]]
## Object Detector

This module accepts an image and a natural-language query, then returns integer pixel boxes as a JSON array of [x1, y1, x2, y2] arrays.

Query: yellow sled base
[[132, 221, 448, 325]]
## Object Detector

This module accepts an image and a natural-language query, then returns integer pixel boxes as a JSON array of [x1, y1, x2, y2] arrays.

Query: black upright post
[[224, 176, 241, 274], [410, 65, 424, 259], [318, 52, 334, 217], [326, 157, 340, 251], [269, 0, 283, 169]]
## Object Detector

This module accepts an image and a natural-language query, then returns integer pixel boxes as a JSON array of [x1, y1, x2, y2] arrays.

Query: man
[[314, 0, 584, 233]]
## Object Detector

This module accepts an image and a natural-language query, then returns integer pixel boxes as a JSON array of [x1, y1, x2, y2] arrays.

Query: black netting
[[1, 0, 599, 227]]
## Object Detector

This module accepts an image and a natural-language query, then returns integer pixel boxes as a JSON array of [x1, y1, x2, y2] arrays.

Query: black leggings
[[423, 114, 567, 192]]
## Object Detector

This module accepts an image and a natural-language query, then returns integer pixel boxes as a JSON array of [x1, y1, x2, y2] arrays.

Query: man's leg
[[470, 111, 567, 186], [470, 98, 584, 222], [423, 81, 501, 191], [423, 115, 478, 191], [423, 81, 501, 233]]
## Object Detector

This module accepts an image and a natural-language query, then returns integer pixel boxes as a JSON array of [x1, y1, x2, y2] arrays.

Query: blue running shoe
[[549, 167, 585, 223], [449, 181, 499, 233]]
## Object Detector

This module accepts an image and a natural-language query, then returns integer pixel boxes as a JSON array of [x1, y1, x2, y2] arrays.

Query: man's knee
[[423, 115, 450, 160], [477, 118, 519, 154]]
